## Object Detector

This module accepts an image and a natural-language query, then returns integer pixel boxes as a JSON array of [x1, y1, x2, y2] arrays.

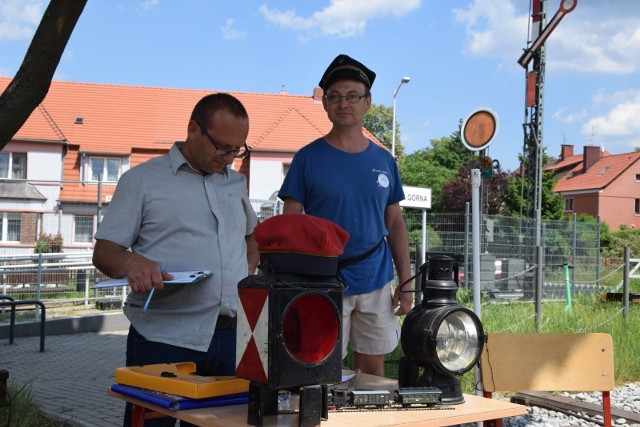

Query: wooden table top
[[109, 388, 526, 427]]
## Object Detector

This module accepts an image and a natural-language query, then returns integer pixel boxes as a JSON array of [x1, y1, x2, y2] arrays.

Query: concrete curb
[[0, 311, 129, 339]]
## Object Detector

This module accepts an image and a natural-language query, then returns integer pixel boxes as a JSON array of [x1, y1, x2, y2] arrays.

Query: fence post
[[596, 215, 601, 285], [414, 243, 422, 306], [572, 213, 577, 286], [535, 245, 543, 331], [35, 253, 43, 321], [84, 268, 90, 306], [464, 202, 470, 288], [623, 246, 630, 322]]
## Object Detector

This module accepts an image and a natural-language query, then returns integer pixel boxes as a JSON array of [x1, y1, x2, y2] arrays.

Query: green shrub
[[34, 233, 64, 254]]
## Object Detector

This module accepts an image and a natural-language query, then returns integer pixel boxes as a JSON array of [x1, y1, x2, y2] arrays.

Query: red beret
[[255, 214, 349, 257]]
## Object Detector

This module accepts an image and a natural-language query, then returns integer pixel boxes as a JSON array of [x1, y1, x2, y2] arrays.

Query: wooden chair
[[480, 333, 615, 427]]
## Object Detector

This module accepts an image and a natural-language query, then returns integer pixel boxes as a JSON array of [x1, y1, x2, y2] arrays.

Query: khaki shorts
[[341, 282, 401, 357]]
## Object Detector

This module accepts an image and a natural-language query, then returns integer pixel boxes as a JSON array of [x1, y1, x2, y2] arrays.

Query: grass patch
[[1, 381, 71, 427], [342, 292, 640, 393]]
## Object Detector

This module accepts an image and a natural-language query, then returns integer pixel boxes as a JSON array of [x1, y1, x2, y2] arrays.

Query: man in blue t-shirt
[[278, 54, 412, 377]]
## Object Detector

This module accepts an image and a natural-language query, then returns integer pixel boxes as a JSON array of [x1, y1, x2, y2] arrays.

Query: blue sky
[[1, 0, 639, 171]]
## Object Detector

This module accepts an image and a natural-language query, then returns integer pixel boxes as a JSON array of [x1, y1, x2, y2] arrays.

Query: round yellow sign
[[461, 108, 499, 151]]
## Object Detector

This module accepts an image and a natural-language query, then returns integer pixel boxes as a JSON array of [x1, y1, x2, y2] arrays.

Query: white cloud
[[453, 0, 640, 75], [453, 0, 527, 64], [138, 0, 160, 13], [259, 0, 421, 40], [553, 106, 587, 125], [221, 19, 247, 41], [580, 90, 640, 153], [0, 0, 45, 41]]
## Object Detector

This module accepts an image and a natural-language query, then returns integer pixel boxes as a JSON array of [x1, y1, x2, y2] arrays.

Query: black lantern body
[[399, 255, 484, 404], [236, 270, 343, 426], [236, 273, 343, 388]]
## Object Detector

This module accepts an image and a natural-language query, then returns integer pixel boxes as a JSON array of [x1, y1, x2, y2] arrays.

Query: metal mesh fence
[[403, 208, 603, 299], [0, 199, 608, 314]]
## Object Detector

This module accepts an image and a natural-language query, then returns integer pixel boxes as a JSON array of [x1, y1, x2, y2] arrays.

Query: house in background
[[0, 78, 380, 254], [545, 144, 640, 230]]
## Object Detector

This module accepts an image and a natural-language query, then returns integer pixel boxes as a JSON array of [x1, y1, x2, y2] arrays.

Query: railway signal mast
[[519, 0, 577, 246]]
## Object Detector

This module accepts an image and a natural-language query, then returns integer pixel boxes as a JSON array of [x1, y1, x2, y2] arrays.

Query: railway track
[[512, 391, 640, 426]]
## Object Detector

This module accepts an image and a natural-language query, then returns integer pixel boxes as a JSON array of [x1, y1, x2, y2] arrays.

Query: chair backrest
[[480, 333, 614, 427], [480, 332, 614, 393]]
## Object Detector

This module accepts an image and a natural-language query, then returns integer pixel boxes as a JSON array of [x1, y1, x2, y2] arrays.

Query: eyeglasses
[[324, 93, 367, 104], [196, 122, 249, 159]]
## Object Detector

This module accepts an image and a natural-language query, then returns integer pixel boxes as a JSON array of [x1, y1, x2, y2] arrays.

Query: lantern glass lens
[[283, 294, 339, 364], [435, 310, 482, 373]]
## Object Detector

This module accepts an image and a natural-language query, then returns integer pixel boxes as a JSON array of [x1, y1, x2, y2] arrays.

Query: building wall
[[569, 193, 600, 218], [248, 153, 293, 200], [28, 149, 63, 182], [599, 166, 640, 230]]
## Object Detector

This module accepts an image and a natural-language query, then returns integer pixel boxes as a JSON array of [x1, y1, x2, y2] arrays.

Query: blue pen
[[142, 287, 155, 313], [142, 265, 162, 313]]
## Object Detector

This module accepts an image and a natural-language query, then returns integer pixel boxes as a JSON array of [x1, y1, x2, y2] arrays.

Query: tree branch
[[0, 0, 87, 149]]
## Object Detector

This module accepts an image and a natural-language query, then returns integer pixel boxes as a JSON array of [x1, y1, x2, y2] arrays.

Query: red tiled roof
[[544, 151, 613, 172], [13, 104, 67, 144], [544, 154, 582, 172], [1, 78, 379, 154], [1, 77, 383, 203], [554, 151, 640, 192]]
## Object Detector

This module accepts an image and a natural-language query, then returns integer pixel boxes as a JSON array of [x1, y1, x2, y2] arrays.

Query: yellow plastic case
[[115, 362, 249, 399]]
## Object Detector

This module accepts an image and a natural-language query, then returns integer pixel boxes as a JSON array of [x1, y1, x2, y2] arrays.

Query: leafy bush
[[34, 233, 64, 254]]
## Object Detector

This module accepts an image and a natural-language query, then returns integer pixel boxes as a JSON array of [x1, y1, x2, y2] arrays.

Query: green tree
[[440, 163, 509, 214], [503, 169, 564, 220], [397, 149, 453, 212], [397, 123, 478, 212], [427, 123, 476, 170], [364, 103, 405, 156]]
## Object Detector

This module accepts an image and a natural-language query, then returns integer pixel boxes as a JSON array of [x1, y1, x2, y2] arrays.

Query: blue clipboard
[[93, 271, 212, 289]]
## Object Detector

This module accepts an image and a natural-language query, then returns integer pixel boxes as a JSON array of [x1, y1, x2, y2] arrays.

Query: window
[[74, 215, 94, 243], [0, 152, 27, 179], [635, 174, 640, 182], [0, 213, 21, 242], [564, 198, 574, 212], [90, 157, 121, 182], [635, 199, 640, 215]]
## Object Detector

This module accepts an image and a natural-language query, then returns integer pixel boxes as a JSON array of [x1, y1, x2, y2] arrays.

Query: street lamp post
[[392, 76, 411, 158]]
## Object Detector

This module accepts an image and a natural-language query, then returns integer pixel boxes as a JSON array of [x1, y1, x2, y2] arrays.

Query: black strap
[[337, 238, 385, 269]]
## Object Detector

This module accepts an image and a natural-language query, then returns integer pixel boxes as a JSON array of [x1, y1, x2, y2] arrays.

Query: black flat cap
[[319, 54, 376, 90]]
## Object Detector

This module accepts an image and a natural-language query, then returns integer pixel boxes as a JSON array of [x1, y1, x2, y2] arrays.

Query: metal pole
[[417, 209, 427, 306], [97, 174, 103, 226], [392, 95, 397, 157], [391, 77, 410, 157], [464, 202, 470, 289], [471, 169, 481, 318], [623, 246, 629, 322], [596, 215, 601, 285], [572, 212, 577, 285], [535, 245, 543, 330], [471, 168, 482, 401], [414, 243, 422, 306], [35, 253, 43, 321]]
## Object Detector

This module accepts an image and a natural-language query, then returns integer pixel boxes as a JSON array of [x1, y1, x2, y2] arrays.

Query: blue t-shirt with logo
[[279, 138, 404, 296]]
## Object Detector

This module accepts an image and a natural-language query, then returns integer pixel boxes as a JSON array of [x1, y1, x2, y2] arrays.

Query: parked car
[[457, 259, 502, 283]]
